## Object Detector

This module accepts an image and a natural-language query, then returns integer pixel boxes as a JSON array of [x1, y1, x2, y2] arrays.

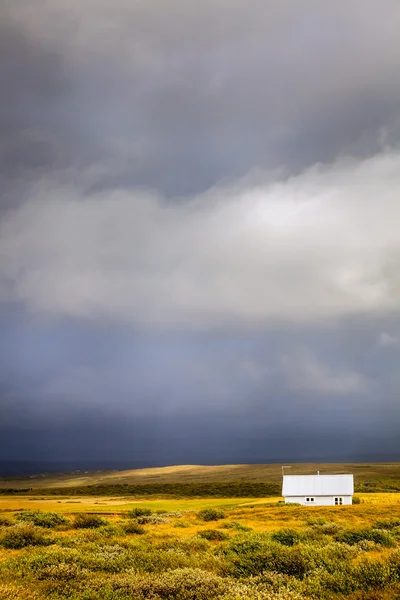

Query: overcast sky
[[1, 0, 400, 471]]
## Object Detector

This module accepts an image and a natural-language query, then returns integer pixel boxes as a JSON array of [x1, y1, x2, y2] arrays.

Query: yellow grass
[[0, 495, 263, 515], [2, 461, 400, 489], [2, 492, 400, 535], [358, 492, 400, 504], [1, 491, 400, 599]]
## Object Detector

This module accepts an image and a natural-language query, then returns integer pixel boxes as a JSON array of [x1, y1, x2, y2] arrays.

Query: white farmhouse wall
[[284, 495, 352, 506], [282, 474, 354, 506]]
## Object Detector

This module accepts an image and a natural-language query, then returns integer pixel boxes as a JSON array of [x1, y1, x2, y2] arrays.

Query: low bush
[[122, 520, 146, 535], [173, 520, 191, 528], [374, 518, 400, 530], [72, 514, 107, 529], [316, 522, 341, 536], [352, 495, 361, 504], [0, 523, 52, 549], [0, 582, 43, 600], [37, 562, 89, 582], [197, 508, 225, 522], [16, 510, 68, 528], [137, 514, 170, 524], [222, 534, 316, 578], [198, 529, 229, 541], [388, 549, 400, 579], [335, 527, 395, 547], [28, 481, 281, 497], [0, 516, 12, 526], [128, 507, 152, 518], [109, 567, 234, 599], [355, 557, 392, 590], [271, 528, 303, 546]]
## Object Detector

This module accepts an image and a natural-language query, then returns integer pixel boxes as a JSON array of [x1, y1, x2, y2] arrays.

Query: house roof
[[282, 474, 354, 496]]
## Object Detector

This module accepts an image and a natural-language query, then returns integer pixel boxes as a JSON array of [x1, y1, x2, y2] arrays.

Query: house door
[[334, 497, 343, 505]]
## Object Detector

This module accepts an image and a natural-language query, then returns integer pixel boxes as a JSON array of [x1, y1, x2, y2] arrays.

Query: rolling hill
[[1, 462, 400, 493]]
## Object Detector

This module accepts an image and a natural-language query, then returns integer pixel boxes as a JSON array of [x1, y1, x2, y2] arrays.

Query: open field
[[2, 462, 400, 490], [0, 496, 274, 515], [1, 465, 400, 598], [1, 492, 400, 598], [1, 492, 400, 516]]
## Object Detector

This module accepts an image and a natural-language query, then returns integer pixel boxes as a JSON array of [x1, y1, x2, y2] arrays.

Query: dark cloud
[[1, 0, 400, 196], [1, 1, 400, 467], [1, 315, 400, 465]]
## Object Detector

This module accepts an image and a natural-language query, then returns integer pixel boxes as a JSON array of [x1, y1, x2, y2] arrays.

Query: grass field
[[1, 492, 400, 516], [1, 492, 400, 598], [2, 462, 400, 490], [1, 464, 400, 598]]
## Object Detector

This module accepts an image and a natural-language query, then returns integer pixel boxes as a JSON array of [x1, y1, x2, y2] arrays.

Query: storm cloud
[[1, 0, 400, 468]]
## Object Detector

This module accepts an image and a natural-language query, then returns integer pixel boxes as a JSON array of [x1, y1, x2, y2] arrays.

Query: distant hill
[[1, 462, 400, 493]]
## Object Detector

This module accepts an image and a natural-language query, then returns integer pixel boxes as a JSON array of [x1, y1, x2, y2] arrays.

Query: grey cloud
[[1, 151, 400, 328], [1, 0, 400, 197], [379, 331, 400, 348], [280, 349, 368, 396], [2, 0, 400, 467], [1, 312, 400, 464]]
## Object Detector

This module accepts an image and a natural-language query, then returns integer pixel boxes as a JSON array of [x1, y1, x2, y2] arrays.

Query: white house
[[282, 473, 354, 506]]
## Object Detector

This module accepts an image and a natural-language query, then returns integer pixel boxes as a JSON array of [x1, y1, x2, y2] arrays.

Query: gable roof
[[282, 474, 354, 496]]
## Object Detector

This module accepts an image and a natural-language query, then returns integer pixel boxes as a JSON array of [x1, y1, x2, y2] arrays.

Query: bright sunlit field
[[1, 492, 400, 599]]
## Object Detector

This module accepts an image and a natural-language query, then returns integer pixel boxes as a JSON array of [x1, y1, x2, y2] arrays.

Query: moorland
[[1, 463, 400, 599]]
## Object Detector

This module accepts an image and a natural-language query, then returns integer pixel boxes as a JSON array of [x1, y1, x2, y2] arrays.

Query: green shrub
[[222, 534, 315, 579], [173, 520, 191, 528], [128, 507, 152, 518], [0, 516, 12, 526], [123, 520, 146, 535], [355, 557, 392, 590], [197, 508, 225, 522], [198, 529, 229, 541], [302, 565, 356, 596], [16, 510, 68, 528], [0, 582, 43, 600], [27, 481, 281, 497], [388, 549, 400, 580], [271, 528, 302, 546], [110, 567, 229, 599], [335, 527, 394, 547], [352, 495, 361, 504], [0, 523, 52, 549], [137, 514, 170, 524], [37, 561, 89, 582], [316, 523, 341, 536], [72, 514, 107, 529], [374, 518, 400, 530]]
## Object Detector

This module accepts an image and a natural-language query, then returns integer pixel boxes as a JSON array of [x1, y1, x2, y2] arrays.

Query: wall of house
[[284, 495, 352, 506]]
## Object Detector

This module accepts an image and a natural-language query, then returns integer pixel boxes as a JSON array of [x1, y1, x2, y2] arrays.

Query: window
[[334, 497, 343, 505], [305, 497, 315, 502]]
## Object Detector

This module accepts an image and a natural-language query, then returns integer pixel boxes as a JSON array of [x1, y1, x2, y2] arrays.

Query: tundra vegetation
[[1, 495, 400, 599], [1, 464, 400, 598]]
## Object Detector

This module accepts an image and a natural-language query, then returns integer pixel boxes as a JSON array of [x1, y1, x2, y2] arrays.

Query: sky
[[1, 0, 400, 471]]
